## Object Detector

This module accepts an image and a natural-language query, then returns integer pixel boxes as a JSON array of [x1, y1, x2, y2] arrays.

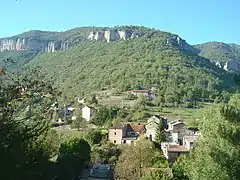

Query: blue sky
[[0, 0, 239, 44]]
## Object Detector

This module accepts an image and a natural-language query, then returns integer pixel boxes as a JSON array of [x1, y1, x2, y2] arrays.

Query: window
[[131, 132, 135, 136], [113, 140, 116, 144], [114, 132, 116, 135]]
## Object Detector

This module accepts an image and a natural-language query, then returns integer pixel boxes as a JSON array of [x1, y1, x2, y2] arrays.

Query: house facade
[[108, 124, 146, 145], [166, 120, 187, 143], [183, 135, 199, 150], [162, 144, 189, 162], [82, 105, 94, 121], [161, 119, 199, 162], [145, 115, 168, 141]]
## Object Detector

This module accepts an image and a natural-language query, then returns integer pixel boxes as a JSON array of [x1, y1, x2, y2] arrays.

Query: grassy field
[[97, 92, 211, 128]]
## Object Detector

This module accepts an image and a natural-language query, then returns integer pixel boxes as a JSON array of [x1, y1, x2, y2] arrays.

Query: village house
[[183, 135, 199, 150], [162, 144, 189, 162], [145, 115, 168, 141], [108, 124, 146, 145], [54, 106, 75, 123], [158, 117, 200, 162], [130, 90, 156, 99], [165, 119, 187, 144], [82, 105, 94, 121]]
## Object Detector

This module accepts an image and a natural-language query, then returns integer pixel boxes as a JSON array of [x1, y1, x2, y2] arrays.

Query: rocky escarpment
[[166, 35, 199, 54], [87, 29, 138, 42], [0, 38, 69, 53], [223, 59, 240, 73], [0, 39, 26, 51]]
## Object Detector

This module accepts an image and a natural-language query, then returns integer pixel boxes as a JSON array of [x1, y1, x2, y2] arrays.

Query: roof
[[167, 145, 189, 152], [109, 124, 125, 129], [109, 124, 145, 133], [169, 120, 185, 126], [130, 124, 145, 133]]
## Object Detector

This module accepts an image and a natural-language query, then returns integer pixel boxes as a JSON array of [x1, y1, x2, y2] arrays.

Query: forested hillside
[[195, 42, 240, 63], [0, 51, 38, 70], [23, 27, 234, 102]]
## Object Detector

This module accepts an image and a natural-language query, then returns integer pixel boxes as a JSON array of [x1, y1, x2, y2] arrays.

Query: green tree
[[141, 170, 172, 180], [187, 103, 240, 180], [0, 68, 59, 180], [85, 130, 103, 145], [71, 110, 86, 131], [91, 106, 119, 126], [58, 137, 91, 179], [172, 155, 189, 180], [155, 120, 165, 144], [114, 138, 154, 180]]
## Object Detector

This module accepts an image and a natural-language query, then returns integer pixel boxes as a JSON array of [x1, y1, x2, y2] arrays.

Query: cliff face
[[223, 59, 240, 73], [87, 29, 138, 42], [0, 38, 69, 53], [0, 39, 25, 51]]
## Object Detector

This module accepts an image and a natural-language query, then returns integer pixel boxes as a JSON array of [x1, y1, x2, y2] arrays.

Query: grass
[[97, 92, 212, 128]]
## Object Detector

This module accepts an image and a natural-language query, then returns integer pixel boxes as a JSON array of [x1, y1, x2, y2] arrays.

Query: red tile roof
[[130, 124, 146, 133]]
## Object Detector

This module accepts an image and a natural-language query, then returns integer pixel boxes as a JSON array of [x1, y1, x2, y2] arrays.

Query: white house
[[82, 106, 94, 121], [145, 115, 168, 141]]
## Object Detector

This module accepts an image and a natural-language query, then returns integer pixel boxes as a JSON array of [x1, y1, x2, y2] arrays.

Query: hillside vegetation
[[0, 51, 38, 70], [23, 27, 234, 102], [195, 42, 240, 63]]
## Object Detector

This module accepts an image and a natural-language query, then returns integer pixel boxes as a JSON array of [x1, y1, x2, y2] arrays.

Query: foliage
[[195, 42, 240, 63], [91, 142, 120, 165], [91, 106, 119, 126], [187, 101, 240, 180], [151, 151, 169, 168], [0, 69, 59, 179], [71, 110, 86, 131], [141, 170, 172, 180], [172, 155, 189, 180], [23, 26, 234, 103], [57, 137, 91, 178], [155, 119, 166, 144], [114, 138, 156, 180], [85, 130, 103, 145]]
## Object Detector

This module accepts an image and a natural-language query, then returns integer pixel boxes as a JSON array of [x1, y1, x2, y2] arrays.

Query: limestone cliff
[[223, 59, 240, 73], [87, 29, 138, 42], [0, 38, 25, 51], [0, 38, 69, 53]]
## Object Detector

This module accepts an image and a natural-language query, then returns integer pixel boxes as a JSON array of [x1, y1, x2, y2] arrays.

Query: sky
[[0, 0, 239, 44]]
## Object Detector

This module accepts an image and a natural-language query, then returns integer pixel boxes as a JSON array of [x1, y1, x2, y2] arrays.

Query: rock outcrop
[[46, 42, 55, 53], [87, 29, 138, 42], [0, 38, 70, 53], [166, 35, 197, 54], [215, 62, 222, 68], [0, 38, 25, 52], [60, 41, 69, 50], [223, 59, 240, 73]]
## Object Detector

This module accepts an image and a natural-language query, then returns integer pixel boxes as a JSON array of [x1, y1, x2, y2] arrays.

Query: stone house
[[145, 115, 168, 141], [108, 124, 146, 145], [166, 120, 187, 144], [82, 105, 94, 121], [162, 144, 189, 162], [183, 135, 199, 150]]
